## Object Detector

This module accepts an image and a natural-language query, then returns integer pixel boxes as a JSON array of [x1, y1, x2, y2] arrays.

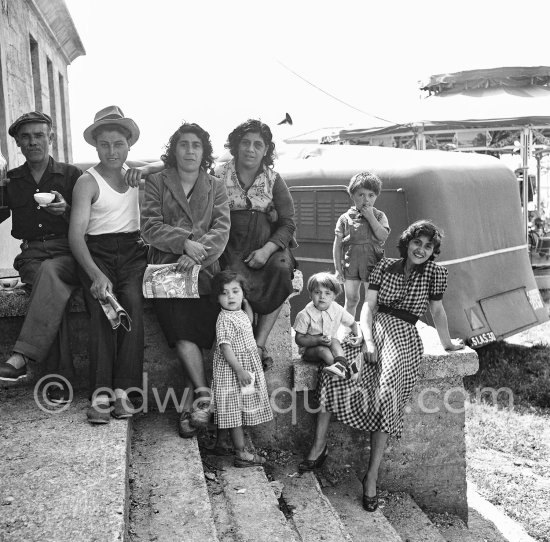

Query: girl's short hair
[[397, 220, 444, 260], [225, 119, 276, 167], [211, 270, 249, 299], [307, 272, 342, 296], [161, 122, 214, 171], [348, 171, 382, 196]]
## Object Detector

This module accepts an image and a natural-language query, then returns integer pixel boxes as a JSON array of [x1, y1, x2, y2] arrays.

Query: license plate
[[468, 331, 497, 348]]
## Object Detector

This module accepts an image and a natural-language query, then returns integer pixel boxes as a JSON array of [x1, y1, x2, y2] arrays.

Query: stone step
[[0, 388, 130, 542], [381, 492, 446, 542], [206, 454, 299, 542], [129, 410, 217, 542], [320, 472, 403, 542], [282, 469, 352, 541]]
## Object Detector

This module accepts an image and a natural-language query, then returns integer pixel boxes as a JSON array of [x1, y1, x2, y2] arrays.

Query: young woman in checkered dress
[[211, 270, 273, 467], [299, 220, 464, 511]]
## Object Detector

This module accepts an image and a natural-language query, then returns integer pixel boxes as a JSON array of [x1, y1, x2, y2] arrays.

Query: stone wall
[[0, 293, 477, 521], [0, 0, 84, 268]]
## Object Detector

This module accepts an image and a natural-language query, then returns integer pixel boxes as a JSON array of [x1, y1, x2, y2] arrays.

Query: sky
[[64, 0, 550, 163]]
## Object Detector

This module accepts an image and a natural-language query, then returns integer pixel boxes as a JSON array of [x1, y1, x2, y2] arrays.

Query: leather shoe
[[298, 444, 328, 472], [0, 362, 27, 382], [178, 411, 198, 438], [362, 492, 379, 512], [112, 397, 135, 419], [87, 403, 111, 425]]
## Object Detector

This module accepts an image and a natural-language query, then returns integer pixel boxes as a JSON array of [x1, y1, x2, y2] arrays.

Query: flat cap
[[8, 111, 53, 137]]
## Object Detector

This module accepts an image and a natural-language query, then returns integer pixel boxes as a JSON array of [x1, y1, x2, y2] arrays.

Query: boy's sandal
[[234, 453, 266, 468], [322, 361, 350, 380], [258, 346, 274, 371]]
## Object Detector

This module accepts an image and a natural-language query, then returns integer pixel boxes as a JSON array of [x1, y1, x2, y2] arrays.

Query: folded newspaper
[[99, 292, 132, 331], [142, 263, 200, 299]]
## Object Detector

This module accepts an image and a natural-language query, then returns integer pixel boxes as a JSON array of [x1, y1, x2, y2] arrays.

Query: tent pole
[[521, 128, 530, 242], [536, 153, 541, 217]]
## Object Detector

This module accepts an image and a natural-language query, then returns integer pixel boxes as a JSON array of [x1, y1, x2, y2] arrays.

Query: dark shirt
[[1, 156, 82, 240]]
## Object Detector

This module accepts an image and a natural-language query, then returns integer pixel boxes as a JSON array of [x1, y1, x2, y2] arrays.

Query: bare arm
[[68, 175, 112, 300], [295, 332, 328, 348], [220, 343, 252, 386], [125, 160, 165, 187], [361, 206, 390, 243], [428, 299, 464, 351], [333, 235, 344, 281], [359, 289, 378, 363]]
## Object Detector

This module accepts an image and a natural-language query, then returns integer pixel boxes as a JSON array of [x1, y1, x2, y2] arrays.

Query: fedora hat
[[83, 105, 140, 146]]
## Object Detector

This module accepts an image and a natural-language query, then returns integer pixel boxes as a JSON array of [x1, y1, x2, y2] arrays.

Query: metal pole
[[536, 154, 541, 217], [521, 128, 530, 242]]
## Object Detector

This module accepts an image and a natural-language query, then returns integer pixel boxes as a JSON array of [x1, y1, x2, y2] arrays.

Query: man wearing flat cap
[[0, 111, 82, 401]]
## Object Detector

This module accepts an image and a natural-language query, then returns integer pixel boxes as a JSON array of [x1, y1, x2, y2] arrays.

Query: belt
[[86, 230, 141, 241], [23, 233, 67, 243], [378, 305, 419, 325]]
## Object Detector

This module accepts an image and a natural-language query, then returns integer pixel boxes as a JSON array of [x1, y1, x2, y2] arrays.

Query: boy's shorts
[[343, 244, 379, 281]]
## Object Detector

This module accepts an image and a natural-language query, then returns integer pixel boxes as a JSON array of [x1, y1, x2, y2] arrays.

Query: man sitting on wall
[[69, 106, 147, 424], [0, 112, 82, 403]]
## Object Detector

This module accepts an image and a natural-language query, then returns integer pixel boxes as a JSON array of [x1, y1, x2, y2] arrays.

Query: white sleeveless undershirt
[[86, 165, 140, 235]]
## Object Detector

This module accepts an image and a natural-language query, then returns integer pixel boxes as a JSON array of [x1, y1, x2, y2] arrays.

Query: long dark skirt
[[220, 210, 295, 315]]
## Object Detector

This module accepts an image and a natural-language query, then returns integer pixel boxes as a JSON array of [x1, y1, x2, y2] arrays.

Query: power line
[[276, 59, 398, 125]]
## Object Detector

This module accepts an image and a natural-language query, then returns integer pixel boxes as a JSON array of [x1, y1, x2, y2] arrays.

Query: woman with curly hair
[[141, 122, 230, 437], [127, 119, 297, 370], [299, 220, 463, 512], [215, 119, 297, 369]]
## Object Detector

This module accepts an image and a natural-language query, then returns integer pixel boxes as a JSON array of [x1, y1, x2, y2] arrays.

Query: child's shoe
[[323, 361, 349, 380]]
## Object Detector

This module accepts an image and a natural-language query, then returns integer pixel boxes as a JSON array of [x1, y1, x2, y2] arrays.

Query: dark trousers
[[14, 238, 80, 379], [79, 233, 147, 394]]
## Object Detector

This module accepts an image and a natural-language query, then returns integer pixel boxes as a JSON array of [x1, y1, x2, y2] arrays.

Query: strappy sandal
[[258, 346, 274, 371], [234, 453, 266, 468]]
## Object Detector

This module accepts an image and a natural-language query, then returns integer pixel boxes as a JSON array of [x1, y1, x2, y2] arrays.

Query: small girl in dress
[[333, 171, 390, 319], [211, 270, 273, 467]]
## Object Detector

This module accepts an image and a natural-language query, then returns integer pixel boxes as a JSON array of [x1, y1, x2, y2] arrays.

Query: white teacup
[[0, 278, 19, 289], [34, 192, 55, 206]]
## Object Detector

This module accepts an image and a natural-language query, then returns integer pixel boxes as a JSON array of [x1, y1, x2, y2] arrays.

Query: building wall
[[0, 0, 84, 269]]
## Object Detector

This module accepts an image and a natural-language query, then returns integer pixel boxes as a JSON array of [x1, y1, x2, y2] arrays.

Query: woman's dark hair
[[398, 220, 443, 260], [225, 119, 276, 167], [306, 272, 342, 297], [161, 122, 214, 170], [211, 270, 249, 300]]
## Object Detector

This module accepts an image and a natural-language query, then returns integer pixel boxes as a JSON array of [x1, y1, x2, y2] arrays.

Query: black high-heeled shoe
[[298, 444, 328, 472], [362, 492, 378, 512], [362, 474, 378, 512]]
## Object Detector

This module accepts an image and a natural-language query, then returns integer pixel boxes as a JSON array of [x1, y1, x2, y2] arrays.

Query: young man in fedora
[[0, 112, 81, 403], [69, 106, 147, 424]]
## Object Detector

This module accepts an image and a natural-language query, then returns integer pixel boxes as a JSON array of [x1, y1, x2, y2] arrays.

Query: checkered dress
[[212, 309, 273, 429], [317, 258, 448, 438]]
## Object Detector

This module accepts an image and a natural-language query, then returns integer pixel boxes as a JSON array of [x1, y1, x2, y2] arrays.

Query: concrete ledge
[[0, 389, 130, 542], [293, 321, 479, 392]]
